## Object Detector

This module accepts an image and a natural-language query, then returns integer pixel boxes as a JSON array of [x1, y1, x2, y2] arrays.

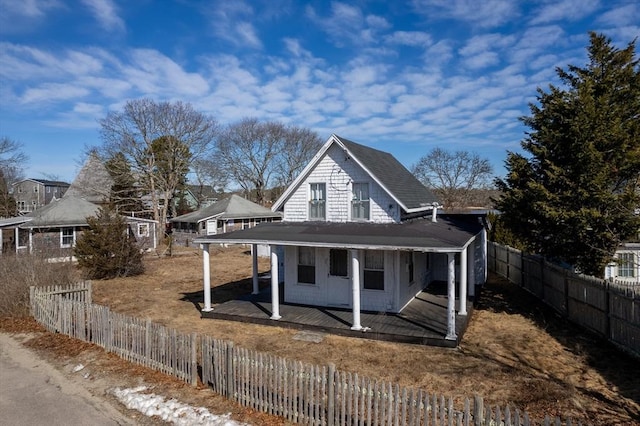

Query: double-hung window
[[363, 250, 384, 290], [298, 247, 316, 284], [61, 227, 75, 248], [351, 183, 370, 220], [309, 183, 326, 220], [138, 223, 149, 237], [619, 253, 636, 278]]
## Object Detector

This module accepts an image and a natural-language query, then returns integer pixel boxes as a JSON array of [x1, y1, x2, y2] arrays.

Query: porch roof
[[193, 216, 483, 252]]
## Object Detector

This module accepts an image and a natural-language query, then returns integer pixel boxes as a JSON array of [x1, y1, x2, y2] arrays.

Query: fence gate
[[30, 282, 92, 335]]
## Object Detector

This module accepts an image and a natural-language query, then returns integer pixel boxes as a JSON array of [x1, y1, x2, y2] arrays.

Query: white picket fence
[[30, 284, 586, 426]]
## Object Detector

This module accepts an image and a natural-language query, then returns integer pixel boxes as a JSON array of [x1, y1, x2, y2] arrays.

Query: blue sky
[[1, 0, 638, 183]]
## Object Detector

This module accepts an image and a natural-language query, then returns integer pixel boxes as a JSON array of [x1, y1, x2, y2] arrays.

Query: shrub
[[0, 251, 78, 317], [74, 207, 144, 279]]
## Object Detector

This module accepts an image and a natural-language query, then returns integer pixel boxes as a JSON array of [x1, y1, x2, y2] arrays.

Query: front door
[[326, 249, 351, 307]]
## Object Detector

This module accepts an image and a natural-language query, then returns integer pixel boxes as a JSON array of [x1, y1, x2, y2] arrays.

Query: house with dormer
[[194, 135, 487, 341]]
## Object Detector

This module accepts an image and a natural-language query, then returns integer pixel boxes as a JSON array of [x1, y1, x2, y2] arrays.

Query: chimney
[[431, 202, 438, 222]]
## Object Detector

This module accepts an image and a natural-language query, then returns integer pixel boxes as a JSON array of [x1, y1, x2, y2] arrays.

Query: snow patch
[[110, 386, 249, 425]]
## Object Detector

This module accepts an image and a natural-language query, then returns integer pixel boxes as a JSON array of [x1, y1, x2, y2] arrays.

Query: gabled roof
[[171, 194, 282, 224], [272, 134, 439, 214], [12, 178, 70, 187], [21, 195, 100, 228], [64, 153, 113, 204]]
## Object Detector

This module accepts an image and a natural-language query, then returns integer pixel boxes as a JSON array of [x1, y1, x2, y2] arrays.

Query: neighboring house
[[0, 195, 158, 256], [605, 239, 640, 282], [170, 194, 282, 242], [194, 134, 487, 340], [174, 185, 219, 212], [11, 179, 70, 214]]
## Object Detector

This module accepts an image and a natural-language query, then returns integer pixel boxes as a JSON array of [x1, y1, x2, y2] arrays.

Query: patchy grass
[[3, 245, 639, 425]]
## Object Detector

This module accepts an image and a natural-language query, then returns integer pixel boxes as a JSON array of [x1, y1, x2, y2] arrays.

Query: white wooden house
[[194, 135, 487, 340]]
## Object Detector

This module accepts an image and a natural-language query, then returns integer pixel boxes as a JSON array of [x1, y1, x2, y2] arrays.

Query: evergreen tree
[[74, 207, 144, 279], [495, 33, 640, 277], [105, 152, 144, 214]]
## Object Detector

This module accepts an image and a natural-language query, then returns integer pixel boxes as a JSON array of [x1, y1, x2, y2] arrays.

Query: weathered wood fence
[[31, 284, 585, 425], [488, 242, 639, 357], [30, 284, 198, 385]]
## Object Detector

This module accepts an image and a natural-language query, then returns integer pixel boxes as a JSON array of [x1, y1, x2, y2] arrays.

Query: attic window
[[309, 183, 326, 220], [351, 183, 370, 221]]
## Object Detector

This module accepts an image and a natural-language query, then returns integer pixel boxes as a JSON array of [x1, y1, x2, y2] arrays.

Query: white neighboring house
[[605, 241, 640, 283], [194, 134, 488, 340]]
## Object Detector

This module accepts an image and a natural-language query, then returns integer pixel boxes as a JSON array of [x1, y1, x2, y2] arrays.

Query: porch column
[[201, 243, 213, 312], [252, 244, 259, 294], [350, 249, 362, 331], [270, 247, 281, 320], [459, 248, 468, 316], [14, 227, 18, 253], [445, 252, 457, 341], [481, 227, 488, 282]]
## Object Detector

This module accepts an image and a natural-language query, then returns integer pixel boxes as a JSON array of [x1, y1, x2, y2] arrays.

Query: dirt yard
[[6, 246, 640, 425]]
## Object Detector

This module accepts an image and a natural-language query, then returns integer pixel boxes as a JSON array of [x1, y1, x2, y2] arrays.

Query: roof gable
[[272, 134, 439, 213]]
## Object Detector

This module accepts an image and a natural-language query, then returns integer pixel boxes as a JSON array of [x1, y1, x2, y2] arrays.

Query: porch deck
[[201, 281, 472, 347]]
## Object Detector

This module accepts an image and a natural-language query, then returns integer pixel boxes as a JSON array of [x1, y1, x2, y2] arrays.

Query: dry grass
[[2, 245, 638, 425], [87, 245, 640, 425]]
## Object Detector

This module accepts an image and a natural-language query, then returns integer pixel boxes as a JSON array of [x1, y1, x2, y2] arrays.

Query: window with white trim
[[309, 183, 326, 220], [61, 227, 75, 248], [351, 183, 370, 220], [17, 228, 29, 248], [619, 252, 636, 278], [297, 247, 316, 284], [363, 250, 384, 290], [138, 223, 149, 237]]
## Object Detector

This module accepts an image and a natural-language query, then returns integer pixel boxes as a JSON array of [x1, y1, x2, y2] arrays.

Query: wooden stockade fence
[[489, 242, 640, 358], [31, 284, 584, 425]]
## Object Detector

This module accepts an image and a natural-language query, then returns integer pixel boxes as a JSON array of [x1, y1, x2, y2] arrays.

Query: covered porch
[[194, 219, 486, 346], [201, 280, 471, 347]]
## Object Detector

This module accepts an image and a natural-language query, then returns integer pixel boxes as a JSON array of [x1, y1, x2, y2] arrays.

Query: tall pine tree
[[495, 33, 640, 277]]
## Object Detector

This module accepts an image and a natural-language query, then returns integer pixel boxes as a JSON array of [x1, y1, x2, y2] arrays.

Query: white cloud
[[530, 0, 600, 25], [206, 1, 262, 49], [81, 0, 124, 32], [21, 83, 89, 104], [413, 0, 519, 28], [597, 4, 639, 27], [385, 31, 432, 47], [0, 0, 62, 33], [306, 2, 388, 47]]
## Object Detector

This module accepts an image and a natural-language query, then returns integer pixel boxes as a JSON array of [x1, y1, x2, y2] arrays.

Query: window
[[330, 249, 348, 277], [298, 247, 316, 284], [619, 253, 636, 278], [17, 201, 25, 211], [17, 229, 29, 248], [351, 183, 370, 220], [363, 250, 384, 290], [47, 186, 51, 193], [33, 186, 38, 193], [309, 183, 326, 220], [138, 223, 149, 237], [61, 227, 75, 248]]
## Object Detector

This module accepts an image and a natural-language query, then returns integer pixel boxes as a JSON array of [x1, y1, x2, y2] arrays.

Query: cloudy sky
[[1, 0, 638, 183]]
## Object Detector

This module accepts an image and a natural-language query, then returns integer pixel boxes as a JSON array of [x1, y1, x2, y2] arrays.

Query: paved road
[[0, 333, 135, 426]]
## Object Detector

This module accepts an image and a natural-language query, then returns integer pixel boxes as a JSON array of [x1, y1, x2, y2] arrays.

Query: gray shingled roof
[[334, 135, 439, 211], [22, 196, 100, 227], [194, 216, 481, 251], [64, 153, 113, 204], [171, 194, 282, 224]]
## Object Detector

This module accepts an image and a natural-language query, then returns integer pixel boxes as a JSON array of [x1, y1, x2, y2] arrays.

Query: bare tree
[[99, 99, 218, 235], [0, 137, 28, 217], [411, 148, 494, 210], [214, 118, 322, 205]]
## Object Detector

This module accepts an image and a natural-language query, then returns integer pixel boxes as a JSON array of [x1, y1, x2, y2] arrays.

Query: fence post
[[327, 363, 335, 426], [473, 395, 483, 426], [145, 318, 151, 363], [227, 341, 235, 399], [191, 333, 198, 387]]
